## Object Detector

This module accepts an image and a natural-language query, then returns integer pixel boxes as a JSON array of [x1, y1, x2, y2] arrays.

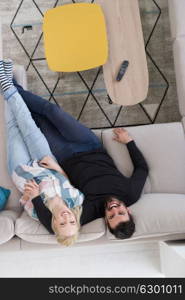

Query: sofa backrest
[[168, 0, 185, 117], [168, 0, 185, 40], [171, 38, 185, 117], [102, 123, 185, 194]]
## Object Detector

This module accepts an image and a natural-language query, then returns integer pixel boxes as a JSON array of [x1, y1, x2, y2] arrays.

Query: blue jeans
[[4, 86, 54, 174], [14, 82, 102, 163]]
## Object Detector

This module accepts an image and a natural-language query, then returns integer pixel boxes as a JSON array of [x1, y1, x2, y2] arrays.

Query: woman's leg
[[4, 102, 32, 174], [4, 86, 55, 162], [0, 60, 54, 162], [14, 81, 101, 145]]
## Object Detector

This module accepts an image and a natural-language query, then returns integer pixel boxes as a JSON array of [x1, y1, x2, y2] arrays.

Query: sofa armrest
[[0, 211, 17, 245], [168, 0, 185, 39], [182, 117, 185, 132], [0, 17, 2, 59], [173, 38, 185, 117], [0, 210, 20, 222]]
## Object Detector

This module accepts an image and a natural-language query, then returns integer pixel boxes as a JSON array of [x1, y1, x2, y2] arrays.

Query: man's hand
[[113, 128, 133, 144], [23, 179, 40, 201]]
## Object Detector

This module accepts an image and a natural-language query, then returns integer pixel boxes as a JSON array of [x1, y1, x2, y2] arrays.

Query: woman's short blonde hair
[[51, 205, 82, 247]]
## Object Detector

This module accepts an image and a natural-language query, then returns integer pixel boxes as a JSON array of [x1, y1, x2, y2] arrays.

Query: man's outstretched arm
[[126, 140, 148, 204], [113, 128, 149, 205]]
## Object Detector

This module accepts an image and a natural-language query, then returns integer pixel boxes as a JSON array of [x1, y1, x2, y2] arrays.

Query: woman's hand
[[22, 189, 31, 202], [23, 179, 40, 201], [39, 156, 61, 171], [113, 128, 133, 144], [39, 156, 68, 177]]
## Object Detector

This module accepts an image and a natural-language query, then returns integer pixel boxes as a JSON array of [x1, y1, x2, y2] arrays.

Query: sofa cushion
[[107, 193, 185, 240], [0, 209, 20, 222], [0, 214, 15, 245], [173, 38, 185, 117], [168, 0, 185, 39], [102, 123, 185, 194], [15, 211, 105, 245]]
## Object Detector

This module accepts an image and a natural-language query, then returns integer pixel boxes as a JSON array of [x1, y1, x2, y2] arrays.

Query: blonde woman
[[0, 60, 84, 246]]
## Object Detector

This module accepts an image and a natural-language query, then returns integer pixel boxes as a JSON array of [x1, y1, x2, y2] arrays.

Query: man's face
[[105, 198, 130, 229]]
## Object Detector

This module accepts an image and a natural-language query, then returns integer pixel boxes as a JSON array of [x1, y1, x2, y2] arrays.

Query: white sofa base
[[0, 236, 164, 277]]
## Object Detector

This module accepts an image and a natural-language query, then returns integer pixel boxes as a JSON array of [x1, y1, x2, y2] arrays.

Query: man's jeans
[[14, 81, 102, 163], [4, 86, 54, 174]]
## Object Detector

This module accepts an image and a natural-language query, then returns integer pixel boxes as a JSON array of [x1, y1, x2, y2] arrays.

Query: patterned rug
[[0, 0, 181, 128]]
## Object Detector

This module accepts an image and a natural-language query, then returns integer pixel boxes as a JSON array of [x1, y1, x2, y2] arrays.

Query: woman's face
[[53, 206, 78, 237]]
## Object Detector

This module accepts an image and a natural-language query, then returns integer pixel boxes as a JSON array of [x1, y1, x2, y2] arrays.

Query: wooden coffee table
[[96, 0, 149, 106]]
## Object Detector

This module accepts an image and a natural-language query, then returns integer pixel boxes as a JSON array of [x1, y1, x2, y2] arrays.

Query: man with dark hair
[[104, 196, 135, 239], [14, 81, 149, 239]]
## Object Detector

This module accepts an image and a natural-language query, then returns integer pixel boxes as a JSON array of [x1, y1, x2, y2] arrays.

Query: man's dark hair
[[107, 214, 135, 239]]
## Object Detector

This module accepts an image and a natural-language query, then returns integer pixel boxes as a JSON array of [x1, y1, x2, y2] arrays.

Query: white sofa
[[0, 1, 185, 276]]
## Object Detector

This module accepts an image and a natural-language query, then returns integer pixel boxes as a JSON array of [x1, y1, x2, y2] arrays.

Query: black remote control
[[116, 60, 129, 81]]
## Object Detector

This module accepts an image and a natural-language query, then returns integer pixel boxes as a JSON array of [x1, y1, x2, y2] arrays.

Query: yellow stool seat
[[43, 3, 108, 72]]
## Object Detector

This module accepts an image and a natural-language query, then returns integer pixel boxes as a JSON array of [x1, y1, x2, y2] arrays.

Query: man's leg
[[14, 81, 101, 145], [31, 112, 72, 161]]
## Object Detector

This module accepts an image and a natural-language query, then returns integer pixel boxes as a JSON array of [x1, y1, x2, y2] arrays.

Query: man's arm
[[126, 140, 148, 204], [80, 197, 105, 225], [113, 128, 148, 205], [126, 140, 148, 173], [32, 196, 54, 234], [113, 127, 148, 172]]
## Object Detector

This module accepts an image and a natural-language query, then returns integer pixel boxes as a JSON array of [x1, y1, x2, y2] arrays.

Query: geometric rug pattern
[[1, 0, 181, 128]]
